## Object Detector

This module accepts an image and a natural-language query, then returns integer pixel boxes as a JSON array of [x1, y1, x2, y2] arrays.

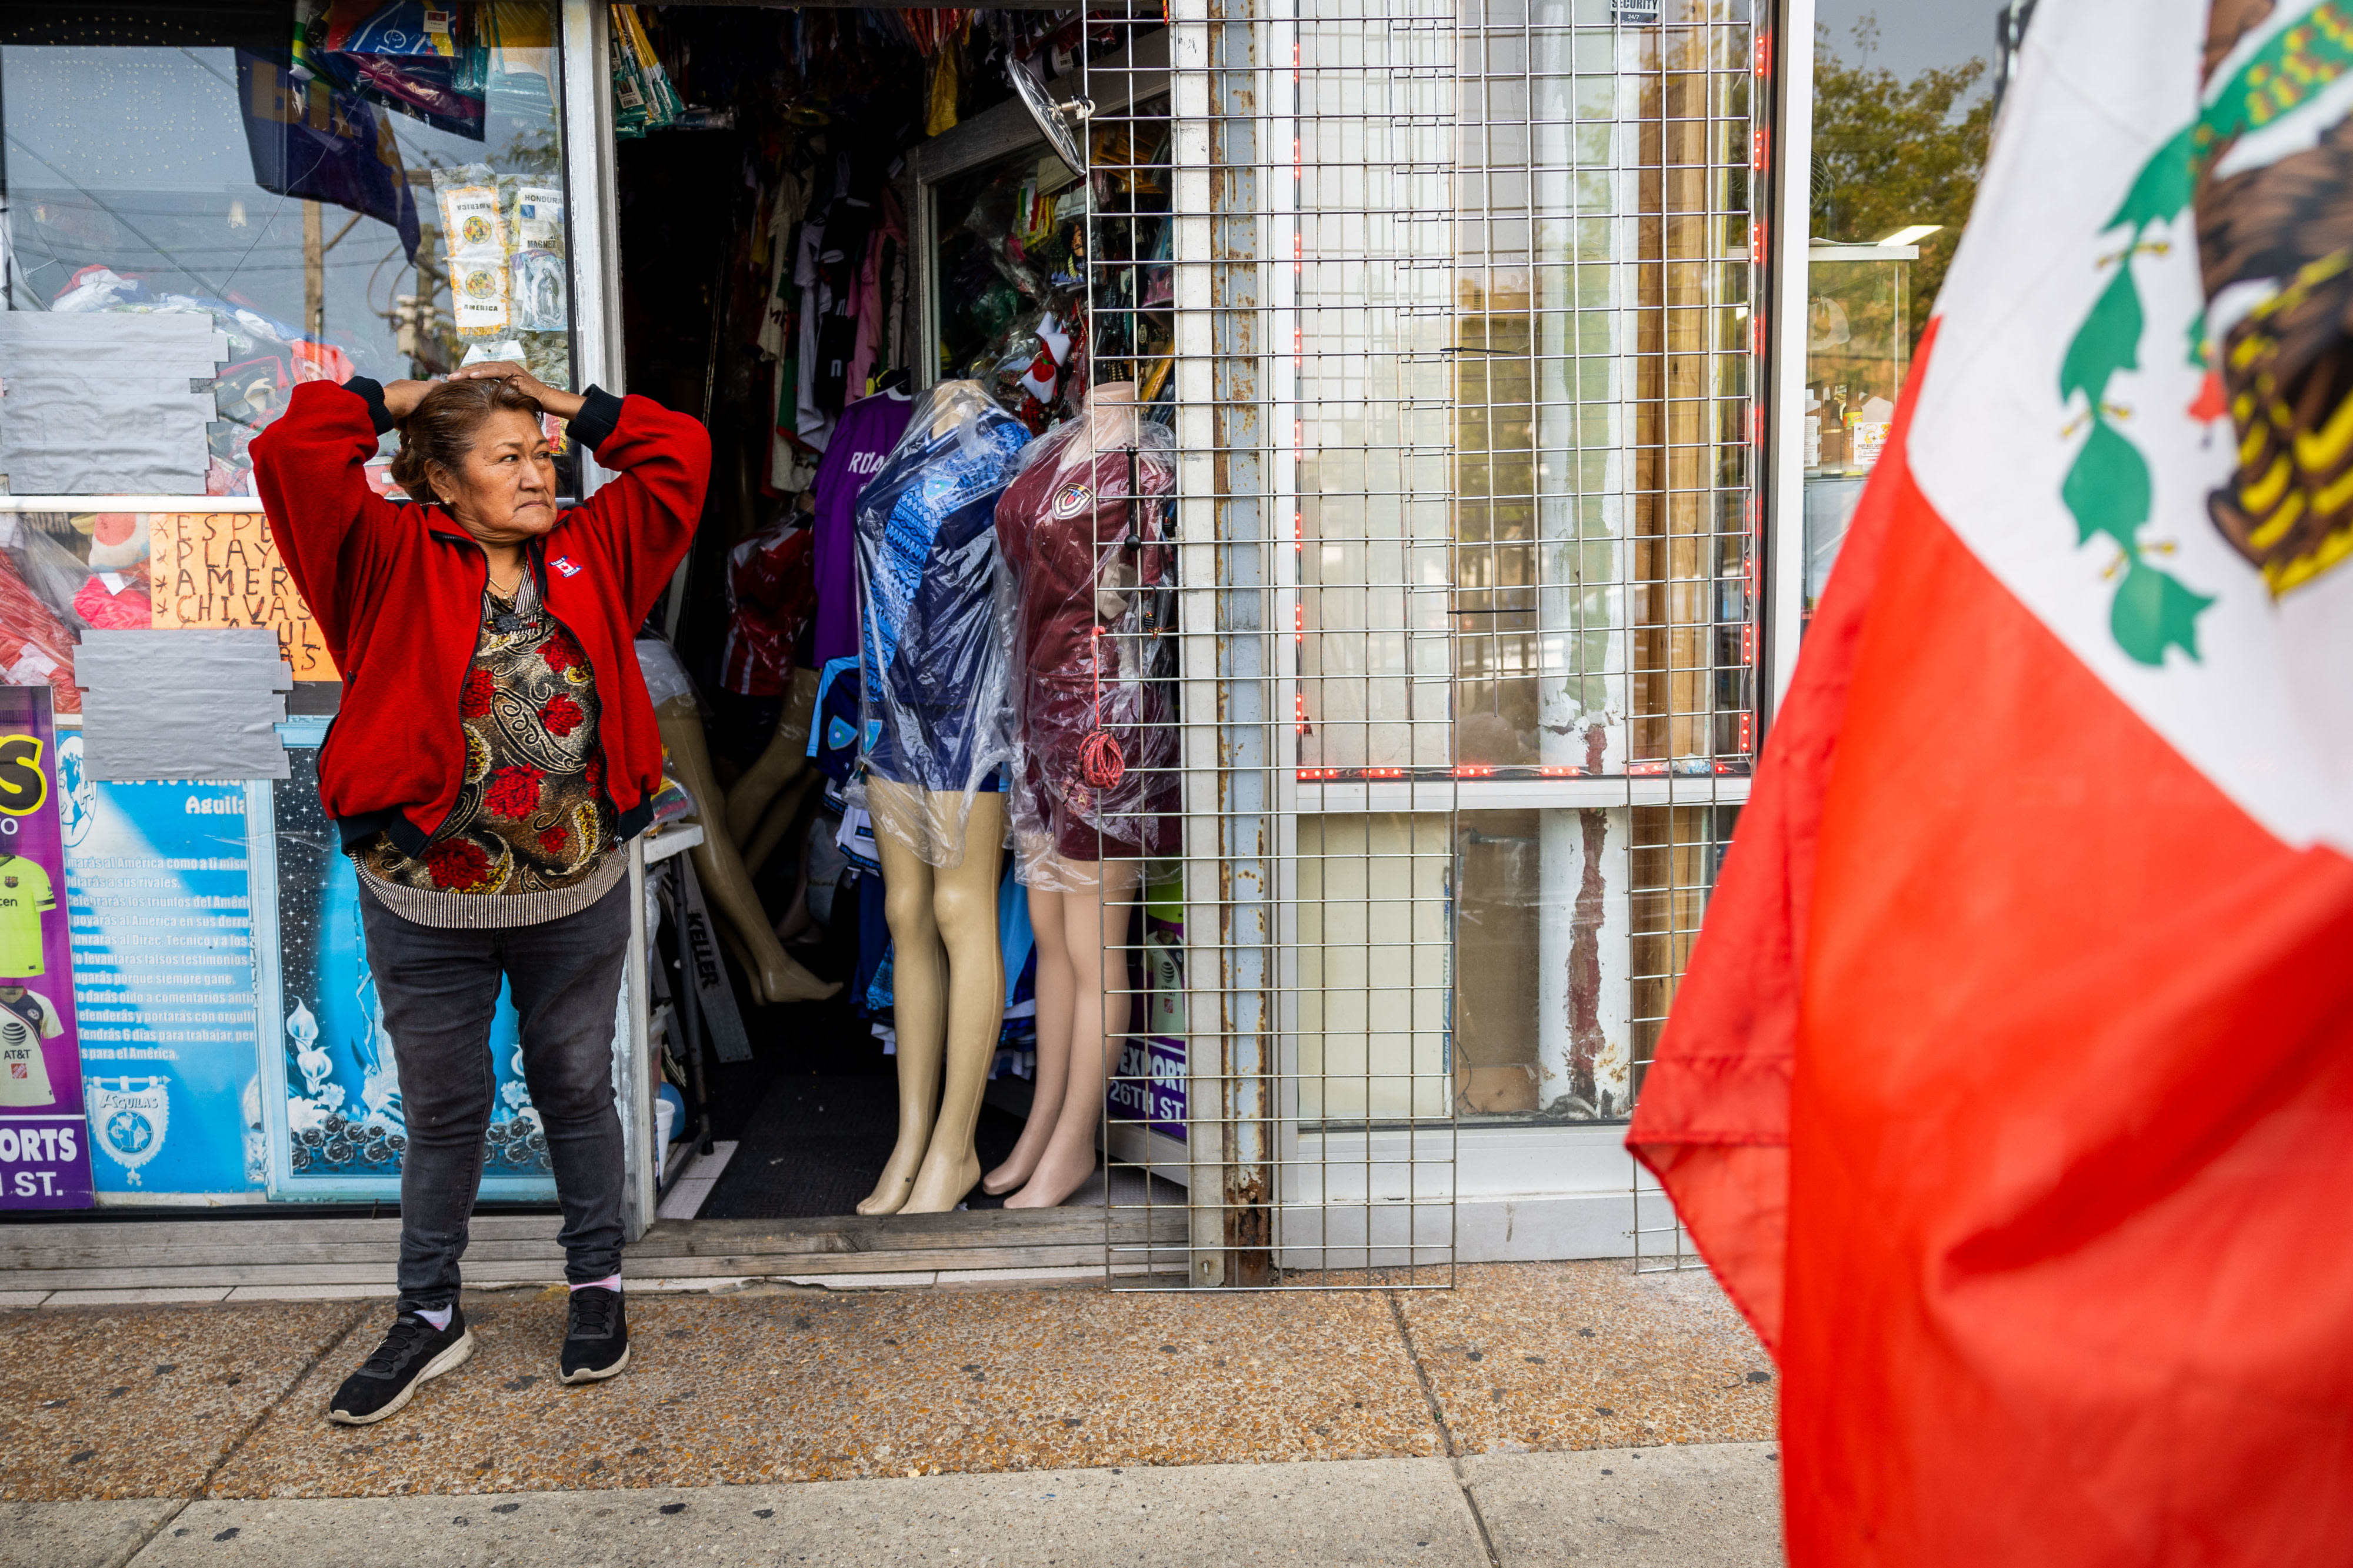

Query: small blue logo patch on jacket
[[551, 556, 583, 578]]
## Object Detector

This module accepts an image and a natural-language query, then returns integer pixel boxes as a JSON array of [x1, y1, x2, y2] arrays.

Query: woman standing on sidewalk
[[251, 362, 708, 1424]]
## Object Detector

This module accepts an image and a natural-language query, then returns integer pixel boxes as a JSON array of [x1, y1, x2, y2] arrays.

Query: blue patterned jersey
[[853, 405, 1031, 790]]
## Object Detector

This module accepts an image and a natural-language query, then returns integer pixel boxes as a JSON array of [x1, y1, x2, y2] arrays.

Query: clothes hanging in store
[[718, 521, 816, 698], [996, 414, 1181, 864], [845, 188, 908, 401], [806, 387, 914, 666], [792, 207, 834, 452]]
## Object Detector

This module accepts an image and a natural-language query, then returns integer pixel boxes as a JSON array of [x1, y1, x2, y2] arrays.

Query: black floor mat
[[666, 878, 1036, 1219], [699, 1070, 1029, 1219]]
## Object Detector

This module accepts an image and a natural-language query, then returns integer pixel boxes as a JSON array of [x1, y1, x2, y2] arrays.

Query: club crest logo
[[88, 1076, 169, 1186], [1051, 479, 1093, 519]]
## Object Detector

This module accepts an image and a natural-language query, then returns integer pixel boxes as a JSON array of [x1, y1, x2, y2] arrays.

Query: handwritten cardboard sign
[[148, 513, 335, 680]]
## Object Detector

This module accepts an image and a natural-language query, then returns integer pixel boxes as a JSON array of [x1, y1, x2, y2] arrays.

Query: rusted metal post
[[1172, 0, 1275, 1286]]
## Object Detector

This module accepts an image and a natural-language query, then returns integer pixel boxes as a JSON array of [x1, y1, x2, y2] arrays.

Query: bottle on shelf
[[1820, 383, 1849, 471]]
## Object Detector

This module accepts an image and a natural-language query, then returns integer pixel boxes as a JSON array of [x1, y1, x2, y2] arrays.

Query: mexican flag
[[1629, 2, 2353, 1560]]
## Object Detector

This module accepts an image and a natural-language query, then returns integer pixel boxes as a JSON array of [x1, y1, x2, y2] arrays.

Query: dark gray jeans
[[359, 879, 632, 1310]]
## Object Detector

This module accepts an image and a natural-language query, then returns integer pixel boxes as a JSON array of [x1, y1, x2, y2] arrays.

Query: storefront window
[[1288, 0, 1754, 1128], [1292, 0, 1758, 782], [1801, 4, 1992, 611], [0, 3, 573, 499], [1451, 802, 1735, 1117], [1454, 0, 1757, 778]]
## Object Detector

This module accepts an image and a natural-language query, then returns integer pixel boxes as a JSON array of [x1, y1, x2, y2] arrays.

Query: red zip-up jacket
[[251, 376, 708, 856]]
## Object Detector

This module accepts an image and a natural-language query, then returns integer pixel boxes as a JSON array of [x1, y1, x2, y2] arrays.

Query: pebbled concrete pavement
[[0, 1260, 1782, 1565]]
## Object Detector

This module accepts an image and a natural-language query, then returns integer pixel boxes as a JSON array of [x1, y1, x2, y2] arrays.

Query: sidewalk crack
[[1388, 1289, 1502, 1568], [111, 1306, 369, 1568]]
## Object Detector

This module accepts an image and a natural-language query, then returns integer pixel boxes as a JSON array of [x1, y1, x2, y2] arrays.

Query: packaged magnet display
[[449, 257, 511, 336], [512, 184, 566, 248], [432, 164, 512, 336]]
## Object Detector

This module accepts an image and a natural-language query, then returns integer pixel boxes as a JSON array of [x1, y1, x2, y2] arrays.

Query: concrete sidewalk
[[0, 1261, 1781, 1566], [4, 1445, 1781, 1566]]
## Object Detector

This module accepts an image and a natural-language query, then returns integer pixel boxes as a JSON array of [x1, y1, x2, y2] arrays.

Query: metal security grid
[[1073, 0, 1461, 1289], [1444, 0, 1759, 1271], [1076, 0, 1762, 1286]]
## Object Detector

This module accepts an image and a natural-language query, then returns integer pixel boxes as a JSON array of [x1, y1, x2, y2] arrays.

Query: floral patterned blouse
[[354, 566, 623, 928]]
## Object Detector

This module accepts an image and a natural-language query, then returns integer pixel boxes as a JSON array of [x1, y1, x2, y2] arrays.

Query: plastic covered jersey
[[993, 383, 1178, 888], [848, 380, 1032, 867]]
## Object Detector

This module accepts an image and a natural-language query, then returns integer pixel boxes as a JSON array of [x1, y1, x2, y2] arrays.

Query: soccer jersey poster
[[59, 740, 268, 1199], [0, 686, 93, 1210]]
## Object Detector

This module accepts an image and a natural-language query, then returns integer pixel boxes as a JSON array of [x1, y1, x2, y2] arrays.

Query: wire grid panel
[[1447, 0, 1760, 785], [1080, 0, 1464, 1289], [1086, 0, 1761, 1286], [1276, 0, 1460, 1285], [1441, 0, 1758, 1212]]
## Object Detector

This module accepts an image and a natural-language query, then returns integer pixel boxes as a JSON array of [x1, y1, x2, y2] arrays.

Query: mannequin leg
[[658, 697, 839, 1005], [902, 793, 1007, 1213], [982, 884, 1071, 1195], [741, 769, 818, 880], [724, 666, 819, 846], [1005, 856, 1142, 1210], [859, 801, 944, 1216]]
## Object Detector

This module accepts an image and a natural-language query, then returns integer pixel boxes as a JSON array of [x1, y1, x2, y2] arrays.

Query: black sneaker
[[561, 1286, 629, 1383], [326, 1308, 474, 1425]]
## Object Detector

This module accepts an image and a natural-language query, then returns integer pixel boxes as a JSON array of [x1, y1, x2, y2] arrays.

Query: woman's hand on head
[[382, 379, 433, 420], [447, 361, 586, 422]]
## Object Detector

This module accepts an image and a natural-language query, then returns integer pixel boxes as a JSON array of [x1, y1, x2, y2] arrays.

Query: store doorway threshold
[[0, 1195, 1187, 1302]]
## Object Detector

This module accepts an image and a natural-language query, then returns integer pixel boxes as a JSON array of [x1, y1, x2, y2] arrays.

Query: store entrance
[[605, 5, 1167, 1227]]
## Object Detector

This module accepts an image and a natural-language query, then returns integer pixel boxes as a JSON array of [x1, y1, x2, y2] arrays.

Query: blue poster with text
[[61, 738, 265, 1197]]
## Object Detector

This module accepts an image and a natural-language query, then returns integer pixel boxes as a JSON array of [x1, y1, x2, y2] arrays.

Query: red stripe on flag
[[1625, 320, 1929, 1354], [1637, 321, 2353, 1561]]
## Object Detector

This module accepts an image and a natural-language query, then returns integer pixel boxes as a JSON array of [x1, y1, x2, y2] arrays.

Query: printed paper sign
[[0, 687, 93, 1209], [1108, 914, 1187, 1141], [256, 740, 554, 1200], [149, 512, 336, 680], [514, 186, 565, 245]]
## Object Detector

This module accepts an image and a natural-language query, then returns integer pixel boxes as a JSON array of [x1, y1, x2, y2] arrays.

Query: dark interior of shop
[[608, 6, 1168, 1220]]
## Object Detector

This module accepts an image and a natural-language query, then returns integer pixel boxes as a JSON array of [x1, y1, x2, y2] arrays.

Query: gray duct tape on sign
[[0, 313, 228, 495], [76, 629, 292, 780]]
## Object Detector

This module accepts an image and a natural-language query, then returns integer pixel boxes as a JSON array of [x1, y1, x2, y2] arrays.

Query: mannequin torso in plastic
[[986, 382, 1154, 1209]]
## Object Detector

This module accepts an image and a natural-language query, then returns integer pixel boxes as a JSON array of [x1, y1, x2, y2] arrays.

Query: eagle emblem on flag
[[2062, 0, 2353, 664]]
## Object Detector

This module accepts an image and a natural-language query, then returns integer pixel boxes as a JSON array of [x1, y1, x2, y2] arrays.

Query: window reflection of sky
[[1814, 4, 1989, 86]]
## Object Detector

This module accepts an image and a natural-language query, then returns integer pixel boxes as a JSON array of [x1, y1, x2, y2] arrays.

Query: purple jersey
[[809, 389, 914, 665]]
